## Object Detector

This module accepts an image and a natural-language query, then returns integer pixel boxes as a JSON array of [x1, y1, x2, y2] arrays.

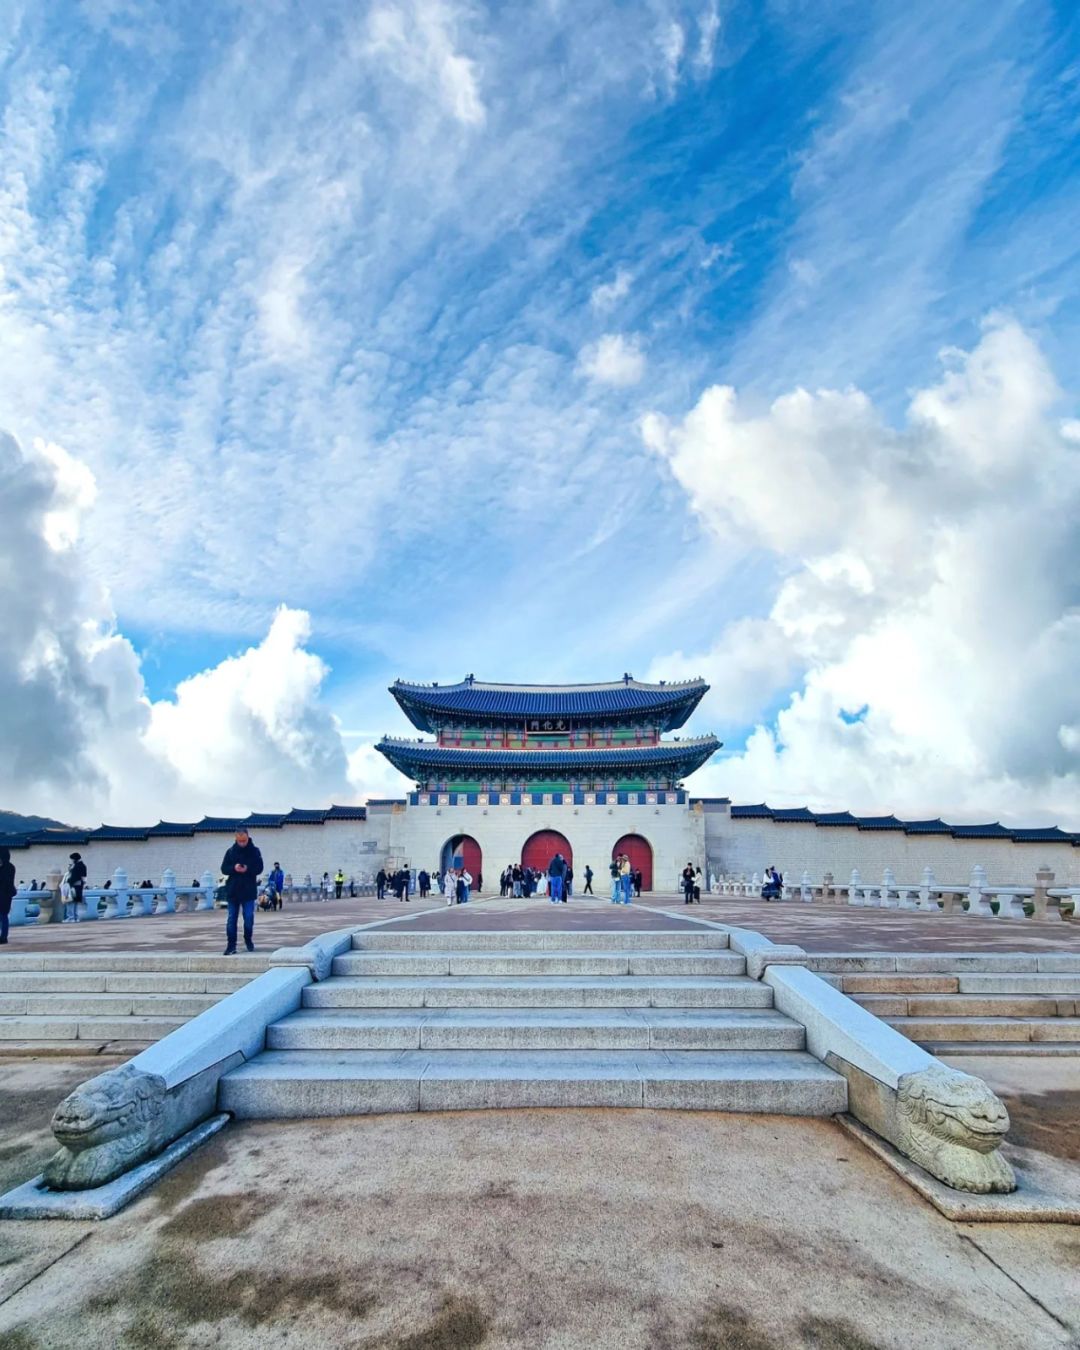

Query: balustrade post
[[1031, 866, 1056, 921], [158, 868, 177, 914], [38, 869, 62, 924], [847, 868, 862, 906], [821, 871, 834, 905], [918, 866, 936, 911], [196, 870, 216, 911], [967, 865, 992, 918], [800, 869, 812, 903]]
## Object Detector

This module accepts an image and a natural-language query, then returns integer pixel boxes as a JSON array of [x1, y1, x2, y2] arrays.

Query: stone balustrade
[[712, 863, 1078, 921], [8, 866, 377, 926]]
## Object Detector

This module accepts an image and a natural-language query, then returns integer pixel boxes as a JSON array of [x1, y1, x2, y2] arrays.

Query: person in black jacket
[[220, 827, 263, 955], [0, 847, 15, 944], [66, 852, 88, 921]]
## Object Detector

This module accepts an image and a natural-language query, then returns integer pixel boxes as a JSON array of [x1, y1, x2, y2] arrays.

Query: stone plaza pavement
[[3, 890, 1079, 954], [0, 1065, 1077, 1349]]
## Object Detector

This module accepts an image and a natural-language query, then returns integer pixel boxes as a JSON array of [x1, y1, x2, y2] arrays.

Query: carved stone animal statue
[[895, 1065, 1015, 1194], [44, 1065, 169, 1191]]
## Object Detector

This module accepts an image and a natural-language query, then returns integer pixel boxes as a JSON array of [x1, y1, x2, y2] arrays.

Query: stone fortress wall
[[6, 795, 1077, 890], [701, 802, 1080, 886]]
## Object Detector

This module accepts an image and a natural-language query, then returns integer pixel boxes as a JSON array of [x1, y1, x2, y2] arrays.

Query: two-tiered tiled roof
[[390, 676, 708, 732], [375, 736, 720, 782]]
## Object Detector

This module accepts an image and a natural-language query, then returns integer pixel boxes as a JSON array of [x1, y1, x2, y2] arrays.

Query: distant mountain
[[0, 811, 75, 835]]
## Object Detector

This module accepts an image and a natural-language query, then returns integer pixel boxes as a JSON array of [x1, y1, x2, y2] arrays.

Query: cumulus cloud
[[578, 333, 647, 387], [0, 432, 381, 823], [645, 318, 1080, 823]]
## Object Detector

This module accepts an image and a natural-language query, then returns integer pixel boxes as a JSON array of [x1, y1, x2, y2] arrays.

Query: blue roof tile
[[324, 804, 368, 820], [855, 816, 905, 831], [281, 809, 329, 825], [730, 804, 773, 819], [950, 822, 1012, 838], [390, 677, 708, 732], [376, 736, 720, 780], [770, 807, 816, 822], [813, 812, 859, 827], [25, 828, 92, 845], [902, 819, 952, 835], [1009, 827, 1075, 843]]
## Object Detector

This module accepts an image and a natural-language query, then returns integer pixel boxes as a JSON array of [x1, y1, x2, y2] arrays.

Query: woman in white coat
[[444, 869, 457, 906]]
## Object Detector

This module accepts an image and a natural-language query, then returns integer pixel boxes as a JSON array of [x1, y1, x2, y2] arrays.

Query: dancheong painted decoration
[[376, 676, 721, 794]]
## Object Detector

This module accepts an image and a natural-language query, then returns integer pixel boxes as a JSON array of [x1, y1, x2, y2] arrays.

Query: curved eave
[[376, 736, 721, 781], [389, 678, 709, 732]]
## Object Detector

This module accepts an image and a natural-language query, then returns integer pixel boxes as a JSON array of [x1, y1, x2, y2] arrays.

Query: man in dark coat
[[0, 846, 15, 944], [547, 852, 567, 904], [376, 867, 387, 900], [220, 827, 263, 954]]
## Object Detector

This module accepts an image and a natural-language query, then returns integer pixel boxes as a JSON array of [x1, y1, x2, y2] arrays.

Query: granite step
[[852, 993, 1072, 1018], [0, 992, 224, 1018], [331, 951, 746, 979], [304, 975, 773, 1010], [352, 930, 730, 952], [0, 1014, 188, 1041], [885, 1016, 1080, 1044], [0, 972, 253, 995], [219, 1048, 846, 1118], [954, 974, 1080, 995], [267, 1007, 805, 1052]]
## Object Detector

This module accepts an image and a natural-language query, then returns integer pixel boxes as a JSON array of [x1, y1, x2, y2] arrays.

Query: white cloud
[[578, 333, 646, 387], [590, 267, 633, 312], [0, 431, 397, 823], [657, 22, 685, 92], [696, 2, 720, 72], [366, 0, 486, 126], [647, 318, 1080, 823]]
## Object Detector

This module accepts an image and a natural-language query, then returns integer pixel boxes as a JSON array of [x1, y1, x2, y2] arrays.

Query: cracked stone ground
[[0, 1056, 1078, 1350]]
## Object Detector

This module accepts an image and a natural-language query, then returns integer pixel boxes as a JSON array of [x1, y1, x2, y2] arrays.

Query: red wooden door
[[612, 834, 653, 891], [457, 836, 482, 885], [446, 835, 483, 887], [522, 830, 573, 873]]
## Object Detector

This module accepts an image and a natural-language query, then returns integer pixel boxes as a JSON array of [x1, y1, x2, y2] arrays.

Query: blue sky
[[1, 0, 1079, 823]]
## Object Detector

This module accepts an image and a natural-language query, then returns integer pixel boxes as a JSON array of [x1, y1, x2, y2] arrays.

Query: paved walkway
[[1, 1071, 1075, 1349], [2, 891, 1077, 954]]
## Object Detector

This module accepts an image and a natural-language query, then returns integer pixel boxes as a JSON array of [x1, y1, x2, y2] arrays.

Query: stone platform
[[4, 890, 1079, 955], [219, 926, 848, 1119]]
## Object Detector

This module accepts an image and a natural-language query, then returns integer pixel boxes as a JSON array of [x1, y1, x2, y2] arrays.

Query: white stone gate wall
[[703, 810, 1080, 885], [392, 800, 706, 890]]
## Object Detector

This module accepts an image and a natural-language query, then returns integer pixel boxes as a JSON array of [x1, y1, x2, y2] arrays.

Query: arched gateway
[[613, 834, 653, 891], [522, 830, 573, 873], [441, 834, 482, 886]]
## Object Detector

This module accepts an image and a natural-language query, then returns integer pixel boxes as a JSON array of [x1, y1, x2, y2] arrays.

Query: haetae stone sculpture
[[893, 1065, 1015, 1194], [44, 1064, 173, 1191]]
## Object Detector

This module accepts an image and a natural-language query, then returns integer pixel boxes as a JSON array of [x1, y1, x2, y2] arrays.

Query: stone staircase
[[219, 930, 847, 1117], [805, 956, 1080, 1054], [0, 954, 266, 1051]]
